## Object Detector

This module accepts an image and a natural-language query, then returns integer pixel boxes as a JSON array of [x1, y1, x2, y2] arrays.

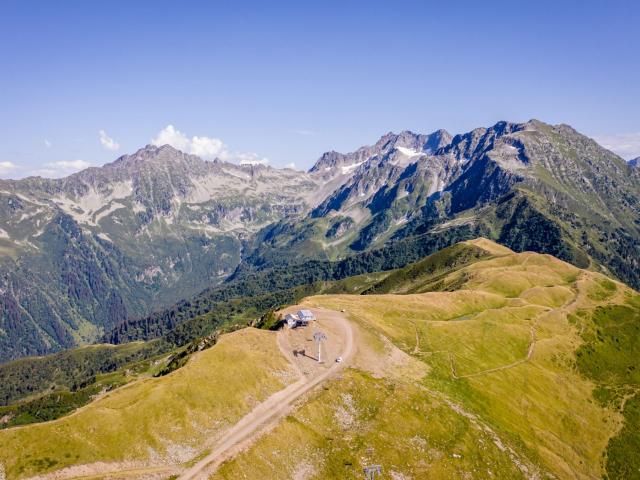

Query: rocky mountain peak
[[309, 129, 453, 178], [106, 144, 208, 171]]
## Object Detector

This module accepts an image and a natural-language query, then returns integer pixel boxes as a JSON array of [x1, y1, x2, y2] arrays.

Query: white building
[[298, 309, 316, 322], [285, 310, 316, 328], [285, 313, 299, 329]]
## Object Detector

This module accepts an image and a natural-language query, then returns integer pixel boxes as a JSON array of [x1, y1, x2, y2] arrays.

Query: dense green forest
[[106, 226, 477, 344], [0, 230, 485, 428]]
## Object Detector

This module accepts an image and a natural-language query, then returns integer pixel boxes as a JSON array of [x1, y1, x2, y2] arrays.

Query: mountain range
[[0, 119, 639, 362]]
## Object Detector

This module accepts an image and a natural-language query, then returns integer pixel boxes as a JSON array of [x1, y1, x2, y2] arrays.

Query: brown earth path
[[178, 307, 354, 480], [449, 278, 581, 380]]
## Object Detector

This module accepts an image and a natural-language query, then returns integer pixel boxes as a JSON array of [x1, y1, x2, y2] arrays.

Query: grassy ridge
[[0, 329, 295, 479], [1, 239, 638, 479], [573, 289, 640, 478], [213, 369, 526, 480], [0, 268, 389, 426], [218, 240, 639, 479]]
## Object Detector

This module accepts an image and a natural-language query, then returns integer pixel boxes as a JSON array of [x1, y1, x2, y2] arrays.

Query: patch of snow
[[0, 229, 9, 239], [396, 146, 424, 157], [340, 161, 365, 175]]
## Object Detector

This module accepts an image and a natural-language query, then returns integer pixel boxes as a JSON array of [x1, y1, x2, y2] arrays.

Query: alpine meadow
[[0, 2, 639, 480]]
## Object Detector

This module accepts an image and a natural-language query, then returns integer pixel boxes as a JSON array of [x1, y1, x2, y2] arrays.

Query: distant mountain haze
[[0, 120, 638, 362]]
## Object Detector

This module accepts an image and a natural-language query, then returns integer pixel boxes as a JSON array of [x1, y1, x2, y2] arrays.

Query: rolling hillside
[[219, 239, 640, 479], [0, 328, 298, 480], [1, 239, 638, 479]]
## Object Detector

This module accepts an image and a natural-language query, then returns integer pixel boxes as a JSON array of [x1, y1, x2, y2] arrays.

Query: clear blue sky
[[1, 0, 639, 177]]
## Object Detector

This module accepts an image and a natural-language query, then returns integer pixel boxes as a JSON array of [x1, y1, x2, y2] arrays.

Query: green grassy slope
[[0, 328, 296, 480], [217, 239, 639, 479], [214, 369, 527, 480], [2, 238, 638, 479]]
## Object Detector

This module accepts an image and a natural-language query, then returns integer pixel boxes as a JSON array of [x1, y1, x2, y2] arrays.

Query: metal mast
[[313, 331, 327, 363]]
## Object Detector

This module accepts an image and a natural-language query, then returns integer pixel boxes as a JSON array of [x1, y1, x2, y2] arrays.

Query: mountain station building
[[285, 309, 316, 328]]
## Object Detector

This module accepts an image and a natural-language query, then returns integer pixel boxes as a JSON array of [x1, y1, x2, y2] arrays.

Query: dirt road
[[178, 308, 354, 480]]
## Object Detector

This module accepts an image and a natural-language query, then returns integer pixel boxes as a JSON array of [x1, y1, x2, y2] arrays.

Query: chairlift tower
[[313, 331, 327, 363], [363, 464, 382, 480]]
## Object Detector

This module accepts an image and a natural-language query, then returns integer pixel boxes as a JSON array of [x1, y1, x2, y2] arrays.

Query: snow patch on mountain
[[395, 146, 425, 157], [341, 161, 365, 175]]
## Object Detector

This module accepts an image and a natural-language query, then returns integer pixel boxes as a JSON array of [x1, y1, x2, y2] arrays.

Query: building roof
[[298, 309, 314, 317]]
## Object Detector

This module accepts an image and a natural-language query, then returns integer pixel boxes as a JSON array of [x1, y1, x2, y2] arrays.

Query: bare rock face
[[246, 120, 640, 293], [1, 120, 640, 362], [0, 145, 322, 361]]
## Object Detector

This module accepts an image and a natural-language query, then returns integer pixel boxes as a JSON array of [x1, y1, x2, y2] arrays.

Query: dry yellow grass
[[219, 244, 630, 479], [0, 328, 297, 480]]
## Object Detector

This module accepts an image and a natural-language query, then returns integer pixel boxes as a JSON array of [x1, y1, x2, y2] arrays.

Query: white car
[[335, 356, 343, 363]]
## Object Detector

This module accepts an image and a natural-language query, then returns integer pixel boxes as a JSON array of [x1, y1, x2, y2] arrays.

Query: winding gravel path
[[178, 308, 355, 480]]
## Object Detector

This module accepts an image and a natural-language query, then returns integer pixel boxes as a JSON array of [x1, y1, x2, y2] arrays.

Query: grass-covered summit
[[220, 239, 640, 479]]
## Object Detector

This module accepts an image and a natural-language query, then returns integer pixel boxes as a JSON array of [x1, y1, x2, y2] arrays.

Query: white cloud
[[151, 125, 230, 160], [151, 125, 267, 165], [0, 161, 17, 175], [30, 160, 91, 178], [44, 139, 52, 148], [191, 135, 229, 161], [151, 125, 191, 152], [284, 162, 297, 169], [237, 152, 269, 166], [99, 130, 120, 151], [51, 160, 91, 170], [593, 132, 640, 160], [30, 168, 58, 177]]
